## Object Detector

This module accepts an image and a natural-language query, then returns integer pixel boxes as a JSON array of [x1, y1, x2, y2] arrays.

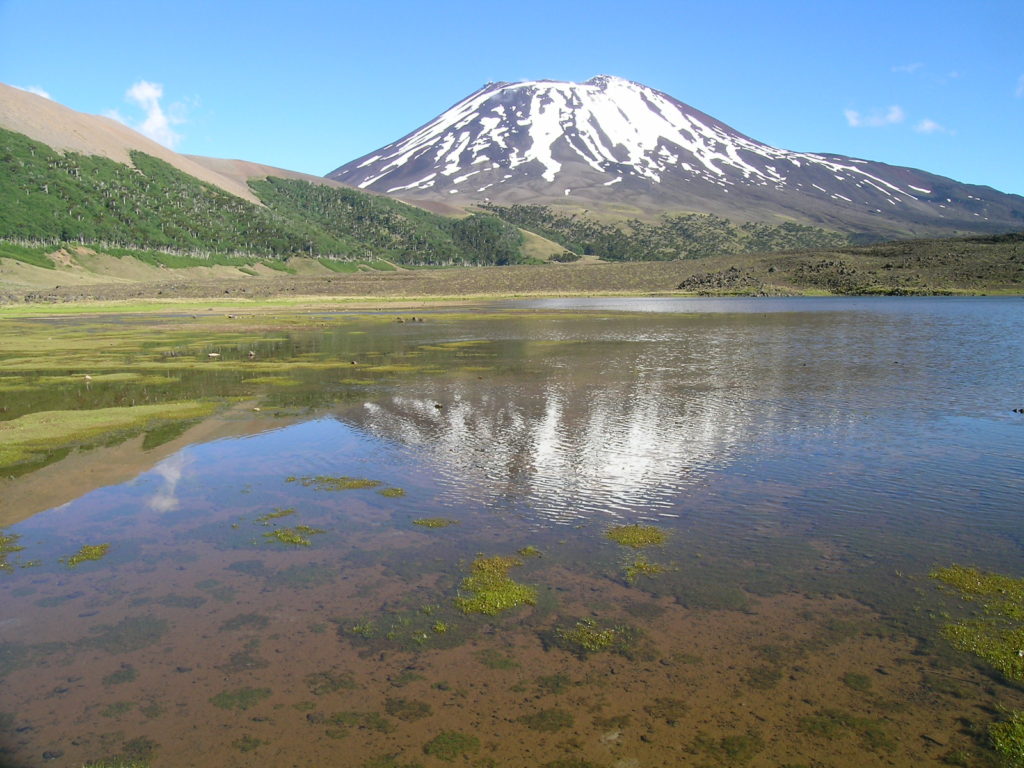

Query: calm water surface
[[1, 297, 1022, 767]]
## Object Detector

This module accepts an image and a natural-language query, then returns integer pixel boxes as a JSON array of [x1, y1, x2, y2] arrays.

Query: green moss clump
[[423, 731, 480, 762], [384, 697, 432, 721], [413, 518, 458, 529], [287, 475, 381, 491], [990, 711, 1024, 764], [625, 556, 665, 583], [378, 487, 406, 498], [102, 665, 138, 686], [262, 525, 326, 547], [518, 708, 574, 732], [63, 543, 111, 567], [209, 686, 272, 711], [932, 565, 1024, 681], [606, 524, 666, 548], [0, 531, 25, 572], [454, 555, 536, 616]]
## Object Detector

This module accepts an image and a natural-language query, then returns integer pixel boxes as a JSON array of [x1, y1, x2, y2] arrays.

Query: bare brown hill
[[0, 82, 260, 203]]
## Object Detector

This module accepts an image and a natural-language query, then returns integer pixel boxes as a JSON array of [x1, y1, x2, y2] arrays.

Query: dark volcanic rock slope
[[329, 75, 1024, 238]]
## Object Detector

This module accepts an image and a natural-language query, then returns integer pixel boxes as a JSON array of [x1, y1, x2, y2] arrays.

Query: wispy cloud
[[1016, 74, 1024, 98], [914, 118, 950, 134], [892, 62, 924, 74], [844, 105, 905, 128], [13, 84, 52, 100], [107, 80, 185, 148]]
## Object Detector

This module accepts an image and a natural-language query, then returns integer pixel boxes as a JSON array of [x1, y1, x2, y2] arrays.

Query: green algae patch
[[62, 543, 111, 568], [0, 401, 220, 473], [606, 524, 667, 548], [517, 545, 542, 558], [378, 487, 406, 498], [232, 735, 267, 753], [797, 709, 894, 752], [102, 665, 138, 686], [262, 525, 326, 547], [455, 555, 536, 616], [423, 731, 480, 762], [210, 686, 272, 711], [0, 532, 25, 572], [221, 613, 270, 631], [475, 649, 519, 670], [990, 710, 1024, 765], [255, 508, 296, 524], [932, 565, 1024, 681], [100, 701, 136, 718], [384, 697, 432, 721], [413, 518, 458, 529], [625, 556, 665, 583], [286, 475, 381, 491], [81, 615, 170, 654], [306, 669, 358, 695], [546, 618, 647, 659], [518, 707, 574, 732]]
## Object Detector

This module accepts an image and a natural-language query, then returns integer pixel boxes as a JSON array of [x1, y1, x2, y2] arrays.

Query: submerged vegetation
[[624, 556, 666, 583], [413, 518, 458, 529], [286, 475, 381, 491], [547, 618, 646, 659], [209, 687, 272, 711], [932, 565, 1024, 761], [606, 524, 666, 548], [0, 531, 25, 571], [62, 543, 111, 568], [422, 731, 480, 762], [454, 555, 537, 616], [932, 565, 1024, 681], [262, 525, 326, 547]]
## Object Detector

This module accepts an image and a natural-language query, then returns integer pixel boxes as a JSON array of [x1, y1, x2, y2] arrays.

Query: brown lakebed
[[1, 297, 1023, 767]]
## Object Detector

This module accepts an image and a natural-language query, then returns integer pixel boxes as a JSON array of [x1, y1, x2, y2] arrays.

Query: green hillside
[[0, 127, 521, 266], [479, 202, 850, 260]]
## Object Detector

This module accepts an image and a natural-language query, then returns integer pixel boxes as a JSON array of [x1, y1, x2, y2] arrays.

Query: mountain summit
[[328, 75, 1023, 237]]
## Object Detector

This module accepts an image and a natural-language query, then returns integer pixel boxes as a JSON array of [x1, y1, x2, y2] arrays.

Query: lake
[[1, 297, 1023, 767]]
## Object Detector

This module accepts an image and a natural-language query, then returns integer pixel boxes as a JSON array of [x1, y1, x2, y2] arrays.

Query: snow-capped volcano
[[328, 75, 1023, 237]]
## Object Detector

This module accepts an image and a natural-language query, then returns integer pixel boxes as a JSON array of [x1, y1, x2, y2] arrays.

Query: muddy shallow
[[1, 297, 1023, 767]]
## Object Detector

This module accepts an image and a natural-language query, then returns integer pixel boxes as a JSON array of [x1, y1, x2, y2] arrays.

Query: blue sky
[[2, 0, 1022, 196]]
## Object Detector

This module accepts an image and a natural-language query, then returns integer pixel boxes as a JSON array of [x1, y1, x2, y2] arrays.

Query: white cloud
[[844, 105, 905, 128], [109, 80, 185, 148], [147, 452, 193, 513], [914, 118, 948, 134], [13, 84, 52, 100], [1016, 74, 1024, 98], [892, 62, 924, 74]]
